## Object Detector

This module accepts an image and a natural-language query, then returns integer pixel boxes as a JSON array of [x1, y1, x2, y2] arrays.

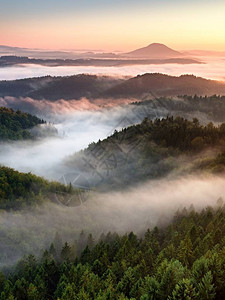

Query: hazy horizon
[[1, 0, 225, 51], [0, 42, 224, 54]]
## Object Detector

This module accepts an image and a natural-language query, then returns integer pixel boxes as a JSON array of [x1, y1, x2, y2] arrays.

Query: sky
[[0, 0, 225, 51]]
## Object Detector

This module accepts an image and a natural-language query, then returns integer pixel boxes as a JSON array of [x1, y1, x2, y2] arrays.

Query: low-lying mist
[[0, 95, 219, 180], [1, 91, 225, 270], [0, 175, 224, 268], [0, 101, 142, 178], [0, 96, 135, 119], [0, 56, 225, 81]]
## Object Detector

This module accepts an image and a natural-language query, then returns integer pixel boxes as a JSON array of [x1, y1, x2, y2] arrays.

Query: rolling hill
[[0, 165, 82, 210], [103, 73, 225, 99], [1, 73, 225, 101], [0, 107, 45, 140], [0, 74, 124, 100], [65, 116, 225, 190]]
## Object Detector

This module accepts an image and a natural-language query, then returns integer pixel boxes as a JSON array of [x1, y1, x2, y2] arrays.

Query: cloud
[[0, 96, 135, 118]]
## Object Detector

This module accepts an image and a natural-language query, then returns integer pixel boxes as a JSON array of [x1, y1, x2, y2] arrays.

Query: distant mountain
[[0, 45, 76, 59], [0, 73, 225, 102], [126, 43, 183, 58], [0, 45, 119, 59], [0, 74, 124, 100], [0, 44, 183, 60], [0, 55, 200, 68], [27, 74, 124, 101], [103, 73, 225, 98]]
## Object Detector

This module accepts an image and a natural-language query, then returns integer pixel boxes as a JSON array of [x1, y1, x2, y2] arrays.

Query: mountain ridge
[[0, 73, 225, 101], [103, 73, 225, 98]]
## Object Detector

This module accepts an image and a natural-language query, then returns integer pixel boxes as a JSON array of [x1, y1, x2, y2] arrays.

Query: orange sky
[[0, 1, 225, 52]]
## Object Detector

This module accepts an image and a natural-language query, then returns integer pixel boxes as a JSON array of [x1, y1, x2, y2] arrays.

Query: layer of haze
[[0, 175, 224, 267], [0, 56, 225, 81], [0, 104, 140, 179]]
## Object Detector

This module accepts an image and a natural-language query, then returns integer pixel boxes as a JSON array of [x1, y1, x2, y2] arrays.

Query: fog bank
[[0, 56, 225, 81], [0, 175, 224, 267]]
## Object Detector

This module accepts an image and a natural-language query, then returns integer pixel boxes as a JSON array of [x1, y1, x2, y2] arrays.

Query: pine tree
[[61, 283, 76, 300], [197, 271, 216, 300], [61, 242, 72, 262], [170, 278, 198, 299]]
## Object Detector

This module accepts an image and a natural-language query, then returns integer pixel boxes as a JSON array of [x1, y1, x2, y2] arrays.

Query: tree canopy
[[0, 107, 45, 141], [0, 166, 81, 210], [1, 203, 225, 299]]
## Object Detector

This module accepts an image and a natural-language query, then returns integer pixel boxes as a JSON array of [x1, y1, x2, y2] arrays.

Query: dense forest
[[66, 116, 225, 189], [1, 104, 225, 299], [0, 166, 81, 210], [0, 107, 45, 141], [0, 202, 225, 299], [132, 95, 225, 123]]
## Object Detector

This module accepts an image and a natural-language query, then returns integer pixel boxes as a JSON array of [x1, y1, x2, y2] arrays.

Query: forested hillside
[[0, 75, 123, 100], [66, 116, 225, 189], [0, 166, 81, 210], [103, 73, 225, 98], [132, 95, 225, 123], [1, 203, 225, 299], [0, 107, 45, 141]]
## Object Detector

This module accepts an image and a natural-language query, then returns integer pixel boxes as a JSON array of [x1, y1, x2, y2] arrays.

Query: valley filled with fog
[[2, 0, 225, 297], [1, 47, 225, 298], [0, 106, 136, 179]]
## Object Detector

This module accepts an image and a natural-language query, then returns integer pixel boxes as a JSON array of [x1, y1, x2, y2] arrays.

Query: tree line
[[0, 107, 45, 141], [1, 202, 225, 299], [68, 116, 225, 190], [0, 166, 80, 210]]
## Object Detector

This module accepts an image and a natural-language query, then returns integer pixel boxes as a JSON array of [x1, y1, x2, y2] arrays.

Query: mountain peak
[[147, 43, 173, 48], [126, 43, 183, 58], [148, 42, 166, 46]]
